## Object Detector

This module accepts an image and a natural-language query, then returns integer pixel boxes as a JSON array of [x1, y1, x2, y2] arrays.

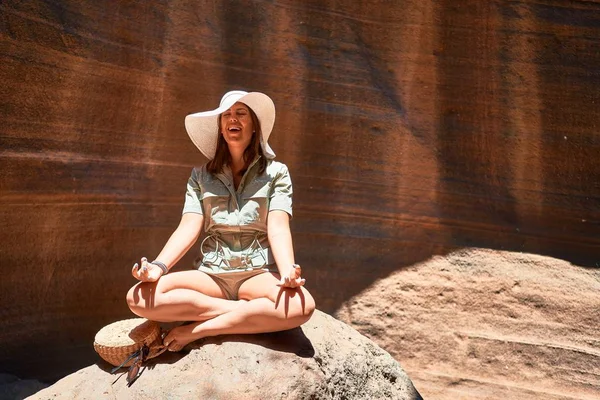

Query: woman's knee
[[126, 281, 158, 311], [283, 287, 316, 321], [302, 288, 316, 320], [126, 284, 137, 307]]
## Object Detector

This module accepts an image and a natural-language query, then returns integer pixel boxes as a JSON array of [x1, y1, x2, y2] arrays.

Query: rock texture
[[1, 0, 599, 391], [336, 248, 600, 400], [29, 310, 422, 400]]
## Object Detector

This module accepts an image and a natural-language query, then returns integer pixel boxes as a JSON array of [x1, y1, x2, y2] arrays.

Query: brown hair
[[207, 106, 267, 176]]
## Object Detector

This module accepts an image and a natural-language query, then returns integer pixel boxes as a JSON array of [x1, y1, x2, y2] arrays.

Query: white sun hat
[[184, 90, 276, 160]]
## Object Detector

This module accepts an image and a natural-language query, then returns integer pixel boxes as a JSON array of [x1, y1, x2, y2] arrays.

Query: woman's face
[[220, 102, 254, 152]]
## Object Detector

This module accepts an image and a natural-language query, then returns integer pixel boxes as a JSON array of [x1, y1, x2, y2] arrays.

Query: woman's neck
[[229, 148, 246, 176]]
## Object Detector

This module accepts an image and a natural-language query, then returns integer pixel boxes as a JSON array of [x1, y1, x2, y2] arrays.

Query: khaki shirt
[[182, 157, 293, 274]]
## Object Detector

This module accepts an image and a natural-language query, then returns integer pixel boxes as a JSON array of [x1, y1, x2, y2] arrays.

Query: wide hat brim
[[184, 91, 276, 160]]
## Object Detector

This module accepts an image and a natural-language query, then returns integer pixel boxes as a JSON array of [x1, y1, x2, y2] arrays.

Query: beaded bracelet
[[150, 260, 169, 275]]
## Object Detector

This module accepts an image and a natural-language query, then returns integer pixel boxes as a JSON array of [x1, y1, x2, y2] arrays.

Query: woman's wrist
[[279, 263, 300, 276], [151, 260, 169, 275]]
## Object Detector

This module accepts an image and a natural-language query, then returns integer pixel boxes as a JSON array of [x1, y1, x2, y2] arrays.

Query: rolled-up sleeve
[[182, 168, 203, 215], [269, 165, 293, 217]]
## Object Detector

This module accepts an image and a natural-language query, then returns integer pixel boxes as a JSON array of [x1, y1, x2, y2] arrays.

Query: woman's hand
[[278, 264, 305, 288], [131, 257, 164, 282]]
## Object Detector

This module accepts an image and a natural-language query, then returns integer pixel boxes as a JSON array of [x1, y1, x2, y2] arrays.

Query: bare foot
[[163, 322, 203, 352]]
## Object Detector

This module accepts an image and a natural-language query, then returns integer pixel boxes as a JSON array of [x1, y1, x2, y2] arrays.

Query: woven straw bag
[[94, 318, 166, 368]]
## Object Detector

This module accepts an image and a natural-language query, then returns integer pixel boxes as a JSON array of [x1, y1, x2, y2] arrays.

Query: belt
[[200, 232, 268, 271]]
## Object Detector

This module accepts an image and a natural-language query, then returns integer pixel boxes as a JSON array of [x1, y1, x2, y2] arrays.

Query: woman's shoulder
[[265, 159, 290, 175], [189, 163, 210, 180]]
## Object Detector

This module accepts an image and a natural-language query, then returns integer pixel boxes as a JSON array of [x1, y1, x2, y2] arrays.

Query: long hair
[[207, 107, 267, 176]]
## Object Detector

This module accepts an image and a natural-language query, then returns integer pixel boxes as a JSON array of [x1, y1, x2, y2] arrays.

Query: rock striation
[[29, 311, 422, 400], [337, 249, 600, 400]]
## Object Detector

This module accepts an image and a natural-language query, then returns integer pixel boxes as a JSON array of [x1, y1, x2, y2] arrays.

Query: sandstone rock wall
[[1, 0, 599, 384]]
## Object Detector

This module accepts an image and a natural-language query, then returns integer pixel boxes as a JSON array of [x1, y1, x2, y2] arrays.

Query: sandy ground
[[335, 248, 600, 400]]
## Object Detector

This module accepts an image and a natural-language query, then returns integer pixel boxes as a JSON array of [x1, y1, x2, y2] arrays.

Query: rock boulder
[[30, 310, 422, 400]]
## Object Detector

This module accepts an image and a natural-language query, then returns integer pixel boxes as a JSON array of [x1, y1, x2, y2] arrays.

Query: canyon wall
[[1, 0, 598, 392]]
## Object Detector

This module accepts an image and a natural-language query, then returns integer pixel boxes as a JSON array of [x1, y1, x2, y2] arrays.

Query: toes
[[168, 343, 185, 352]]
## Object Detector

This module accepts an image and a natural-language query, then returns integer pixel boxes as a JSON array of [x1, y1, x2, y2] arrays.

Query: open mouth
[[227, 126, 241, 132]]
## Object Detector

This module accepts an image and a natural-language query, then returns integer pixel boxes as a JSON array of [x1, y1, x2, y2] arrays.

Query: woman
[[126, 90, 315, 352]]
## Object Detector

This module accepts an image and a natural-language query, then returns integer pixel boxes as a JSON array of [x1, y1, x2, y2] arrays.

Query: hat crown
[[220, 91, 249, 108]]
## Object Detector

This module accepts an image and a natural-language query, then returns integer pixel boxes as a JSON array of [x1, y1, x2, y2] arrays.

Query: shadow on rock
[[190, 326, 316, 358]]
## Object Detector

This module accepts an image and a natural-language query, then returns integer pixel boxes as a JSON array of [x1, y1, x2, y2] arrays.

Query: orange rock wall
[[1, 0, 599, 381]]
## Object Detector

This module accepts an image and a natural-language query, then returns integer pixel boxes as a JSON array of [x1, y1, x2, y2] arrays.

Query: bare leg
[[126, 270, 243, 322], [163, 272, 316, 351]]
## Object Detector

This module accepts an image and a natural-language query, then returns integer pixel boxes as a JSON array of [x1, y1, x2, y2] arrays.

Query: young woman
[[126, 90, 315, 351]]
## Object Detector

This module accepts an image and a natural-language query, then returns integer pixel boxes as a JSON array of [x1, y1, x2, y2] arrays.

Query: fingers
[[278, 276, 293, 287], [292, 278, 306, 288], [293, 264, 302, 278], [277, 276, 306, 288], [131, 257, 162, 282], [286, 266, 305, 288], [140, 257, 148, 274], [131, 263, 140, 279]]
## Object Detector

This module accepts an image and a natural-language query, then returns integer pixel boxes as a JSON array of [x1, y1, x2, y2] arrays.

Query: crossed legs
[[126, 270, 316, 351]]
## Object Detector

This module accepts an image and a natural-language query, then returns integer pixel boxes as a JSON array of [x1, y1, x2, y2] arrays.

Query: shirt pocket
[[241, 180, 271, 225], [202, 187, 231, 225]]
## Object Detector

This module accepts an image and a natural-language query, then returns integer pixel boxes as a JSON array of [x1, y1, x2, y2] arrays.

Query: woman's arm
[[133, 213, 204, 281], [154, 212, 204, 269], [267, 210, 304, 287]]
